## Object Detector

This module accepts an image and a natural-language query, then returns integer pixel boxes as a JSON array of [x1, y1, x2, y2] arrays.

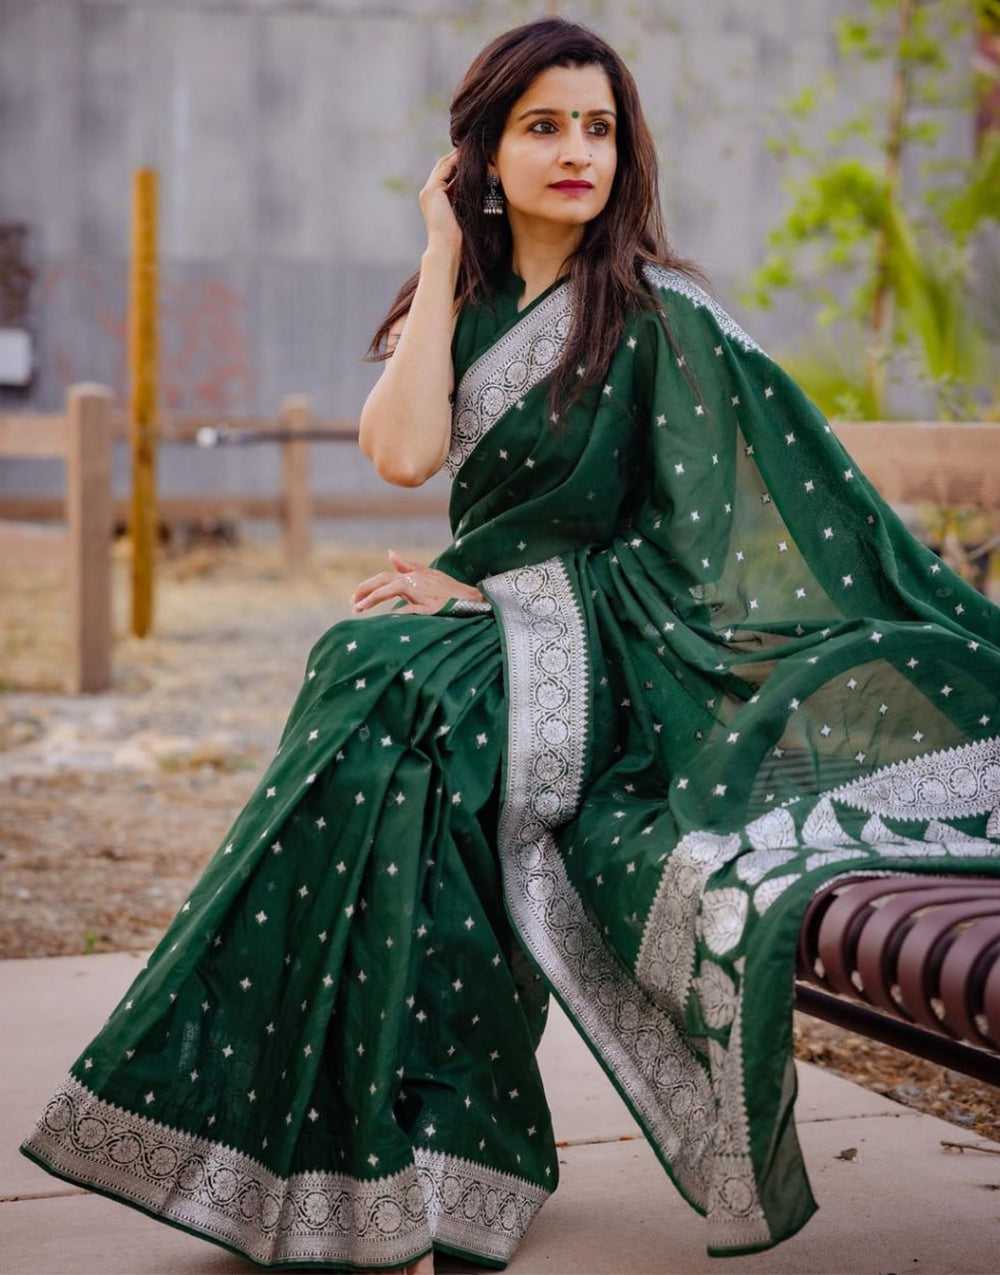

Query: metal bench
[[795, 875, 1000, 1085]]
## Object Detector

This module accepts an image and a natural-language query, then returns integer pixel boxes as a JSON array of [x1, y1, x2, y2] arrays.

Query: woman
[[21, 17, 1000, 1273]]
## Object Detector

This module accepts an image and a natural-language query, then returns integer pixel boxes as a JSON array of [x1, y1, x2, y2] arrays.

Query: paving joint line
[[797, 1109, 919, 1124], [1, 1188, 89, 1204]]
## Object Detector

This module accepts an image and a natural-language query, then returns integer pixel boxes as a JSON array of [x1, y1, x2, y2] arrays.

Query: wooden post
[[65, 384, 113, 693], [281, 394, 312, 574], [129, 168, 158, 637]]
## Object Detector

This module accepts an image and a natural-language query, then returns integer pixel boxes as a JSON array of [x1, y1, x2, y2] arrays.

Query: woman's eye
[[589, 121, 610, 136], [529, 120, 557, 134]]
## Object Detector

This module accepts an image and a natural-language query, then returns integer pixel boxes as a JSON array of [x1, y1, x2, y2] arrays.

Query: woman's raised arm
[[358, 151, 462, 487]]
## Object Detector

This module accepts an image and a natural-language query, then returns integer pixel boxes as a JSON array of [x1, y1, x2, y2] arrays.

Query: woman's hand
[[419, 149, 462, 254], [350, 549, 484, 616]]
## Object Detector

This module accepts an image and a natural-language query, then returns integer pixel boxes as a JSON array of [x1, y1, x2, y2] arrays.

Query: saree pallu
[[21, 263, 1000, 1266]]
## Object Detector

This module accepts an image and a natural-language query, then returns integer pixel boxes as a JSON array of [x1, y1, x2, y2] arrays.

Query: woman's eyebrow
[[515, 107, 617, 121]]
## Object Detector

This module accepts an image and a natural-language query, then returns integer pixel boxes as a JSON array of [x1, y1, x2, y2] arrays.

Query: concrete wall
[[0, 0, 974, 507]]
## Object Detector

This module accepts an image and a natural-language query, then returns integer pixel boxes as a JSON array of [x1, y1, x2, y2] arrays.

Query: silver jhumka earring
[[482, 173, 504, 216]]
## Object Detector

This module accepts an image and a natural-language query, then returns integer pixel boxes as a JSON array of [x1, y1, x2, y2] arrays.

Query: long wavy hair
[[366, 17, 702, 418]]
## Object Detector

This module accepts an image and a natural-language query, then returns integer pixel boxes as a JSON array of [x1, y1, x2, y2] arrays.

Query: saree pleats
[[22, 612, 556, 1269], [22, 261, 1000, 1263]]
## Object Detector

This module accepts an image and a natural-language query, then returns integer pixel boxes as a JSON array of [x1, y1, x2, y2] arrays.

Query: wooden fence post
[[281, 394, 312, 574], [129, 167, 158, 638], [65, 383, 113, 693]]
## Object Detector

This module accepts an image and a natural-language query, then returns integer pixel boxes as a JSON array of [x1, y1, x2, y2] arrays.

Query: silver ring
[[405, 575, 416, 588]]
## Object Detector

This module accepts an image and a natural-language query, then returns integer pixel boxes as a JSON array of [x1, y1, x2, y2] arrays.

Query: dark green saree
[[21, 263, 1000, 1267]]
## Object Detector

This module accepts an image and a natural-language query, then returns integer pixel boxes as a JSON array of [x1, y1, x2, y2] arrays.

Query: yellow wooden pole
[[128, 168, 158, 638]]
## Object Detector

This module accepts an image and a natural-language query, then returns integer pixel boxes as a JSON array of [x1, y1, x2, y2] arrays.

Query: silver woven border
[[446, 284, 573, 476], [642, 264, 764, 354], [22, 1074, 548, 1267], [482, 558, 769, 1242]]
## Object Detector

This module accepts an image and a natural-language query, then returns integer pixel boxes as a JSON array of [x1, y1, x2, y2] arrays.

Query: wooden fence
[[2, 413, 1000, 694], [0, 383, 113, 693], [834, 422, 1000, 507], [0, 394, 449, 569]]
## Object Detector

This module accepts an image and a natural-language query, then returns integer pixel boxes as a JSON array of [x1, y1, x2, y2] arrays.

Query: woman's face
[[491, 63, 618, 231]]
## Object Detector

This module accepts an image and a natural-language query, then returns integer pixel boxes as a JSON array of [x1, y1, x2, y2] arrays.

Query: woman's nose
[[559, 124, 592, 167]]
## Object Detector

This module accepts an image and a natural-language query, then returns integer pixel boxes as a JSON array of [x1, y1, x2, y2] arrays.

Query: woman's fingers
[[423, 150, 458, 192], [419, 151, 463, 251], [350, 556, 481, 613], [349, 570, 395, 605], [353, 578, 420, 612], [351, 558, 425, 607], [387, 549, 422, 573]]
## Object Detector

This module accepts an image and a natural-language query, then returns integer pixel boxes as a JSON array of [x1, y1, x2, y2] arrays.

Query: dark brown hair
[[366, 17, 701, 417]]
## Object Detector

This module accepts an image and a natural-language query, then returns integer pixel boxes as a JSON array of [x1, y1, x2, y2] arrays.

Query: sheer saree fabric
[[21, 263, 1000, 1267]]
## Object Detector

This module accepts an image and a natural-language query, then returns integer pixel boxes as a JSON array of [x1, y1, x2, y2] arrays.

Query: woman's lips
[[550, 181, 594, 195]]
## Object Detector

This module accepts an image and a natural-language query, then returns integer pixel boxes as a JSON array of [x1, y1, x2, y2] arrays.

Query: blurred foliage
[[746, 0, 1000, 419], [780, 337, 885, 421]]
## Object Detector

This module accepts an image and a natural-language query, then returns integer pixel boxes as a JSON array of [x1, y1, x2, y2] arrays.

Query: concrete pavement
[[2, 953, 999, 1274]]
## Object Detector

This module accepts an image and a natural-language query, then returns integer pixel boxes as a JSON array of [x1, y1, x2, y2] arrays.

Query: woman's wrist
[[422, 240, 461, 275]]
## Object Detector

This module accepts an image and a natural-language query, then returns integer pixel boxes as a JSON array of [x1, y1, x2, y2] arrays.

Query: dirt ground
[[2, 535, 998, 1146]]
